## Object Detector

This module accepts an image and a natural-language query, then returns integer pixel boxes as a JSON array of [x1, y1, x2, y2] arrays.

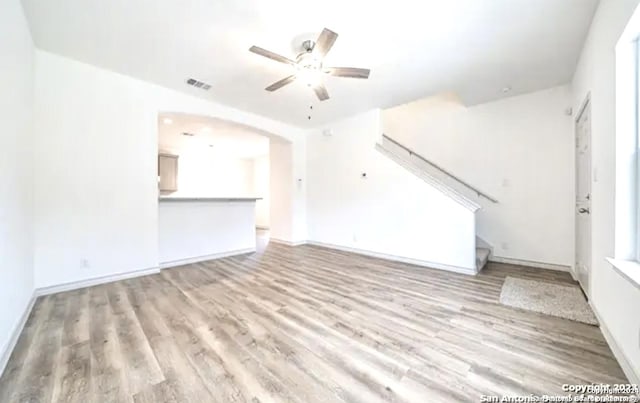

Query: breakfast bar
[[158, 197, 261, 268]]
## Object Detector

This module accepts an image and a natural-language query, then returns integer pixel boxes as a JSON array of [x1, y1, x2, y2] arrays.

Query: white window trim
[[607, 258, 640, 291], [636, 38, 640, 263], [611, 4, 640, 288]]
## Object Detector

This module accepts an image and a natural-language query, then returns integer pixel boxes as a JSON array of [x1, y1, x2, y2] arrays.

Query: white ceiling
[[158, 113, 269, 159], [21, 0, 598, 127]]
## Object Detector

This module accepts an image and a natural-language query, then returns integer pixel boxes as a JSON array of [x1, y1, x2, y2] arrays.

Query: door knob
[[578, 207, 590, 214]]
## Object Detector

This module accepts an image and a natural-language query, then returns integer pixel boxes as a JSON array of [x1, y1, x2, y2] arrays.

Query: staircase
[[376, 133, 496, 273], [476, 246, 491, 271]]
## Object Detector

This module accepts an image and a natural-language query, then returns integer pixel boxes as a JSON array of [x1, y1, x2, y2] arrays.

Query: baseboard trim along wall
[[35, 266, 161, 297], [0, 292, 37, 377], [269, 238, 307, 247], [159, 248, 256, 270], [589, 301, 640, 385], [1, 248, 257, 377], [306, 240, 478, 275], [490, 256, 571, 272], [36, 248, 257, 297]]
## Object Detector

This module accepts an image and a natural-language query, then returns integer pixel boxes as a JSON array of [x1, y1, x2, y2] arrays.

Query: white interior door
[[575, 99, 591, 295]]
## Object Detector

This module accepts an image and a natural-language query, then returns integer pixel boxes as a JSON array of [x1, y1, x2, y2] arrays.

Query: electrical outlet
[[501, 242, 509, 251], [80, 258, 90, 269], [352, 234, 358, 243]]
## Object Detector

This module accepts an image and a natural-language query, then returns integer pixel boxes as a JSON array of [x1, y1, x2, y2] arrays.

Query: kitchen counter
[[159, 197, 262, 202], [158, 197, 259, 269]]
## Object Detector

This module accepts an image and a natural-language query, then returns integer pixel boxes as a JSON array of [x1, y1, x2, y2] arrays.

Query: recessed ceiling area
[[21, 0, 598, 127], [159, 113, 270, 159]]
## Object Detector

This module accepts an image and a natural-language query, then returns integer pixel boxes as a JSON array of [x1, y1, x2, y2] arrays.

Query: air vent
[[186, 78, 211, 91], [182, 132, 196, 137]]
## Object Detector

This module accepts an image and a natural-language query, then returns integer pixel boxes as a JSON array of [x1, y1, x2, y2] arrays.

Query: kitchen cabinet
[[158, 153, 178, 193]]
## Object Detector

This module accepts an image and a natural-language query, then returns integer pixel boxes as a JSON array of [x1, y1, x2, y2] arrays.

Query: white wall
[[306, 110, 477, 270], [270, 139, 307, 242], [33, 50, 306, 288], [382, 86, 574, 267], [292, 138, 308, 242], [160, 147, 256, 198], [571, 0, 640, 382], [270, 141, 294, 242], [253, 155, 270, 228], [0, 0, 35, 367]]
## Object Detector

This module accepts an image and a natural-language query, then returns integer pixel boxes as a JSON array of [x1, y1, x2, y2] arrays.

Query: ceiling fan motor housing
[[296, 44, 322, 71], [301, 39, 315, 53]]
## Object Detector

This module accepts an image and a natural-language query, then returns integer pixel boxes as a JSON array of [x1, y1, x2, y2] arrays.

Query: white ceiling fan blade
[[265, 75, 296, 91], [326, 67, 370, 79], [249, 46, 295, 65], [314, 84, 330, 101], [314, 28, 338, 58]]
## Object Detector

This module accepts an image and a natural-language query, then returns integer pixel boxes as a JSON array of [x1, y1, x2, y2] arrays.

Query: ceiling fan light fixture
[[249, 28, 371, 101], [296, 67, 323, 88]]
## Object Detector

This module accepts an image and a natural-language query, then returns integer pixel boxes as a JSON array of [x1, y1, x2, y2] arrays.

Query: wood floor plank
[[144, 335, 218, 403], [0, 240, 628, 403], [89, 285, 131, 403], [51, 340, 91, 403], [0, 297, 52, 402], [106, 283, 164, 395], [14, 294, 67, 403], [181, 280, 368, 403], [132, 379, 184, 403], [146, 293, 250, 403], [61, 288, 90, 347]]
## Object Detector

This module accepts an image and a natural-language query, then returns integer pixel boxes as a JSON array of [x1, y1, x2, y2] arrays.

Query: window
[[636, 38, 640, 262], [611, 5, 640, 280]]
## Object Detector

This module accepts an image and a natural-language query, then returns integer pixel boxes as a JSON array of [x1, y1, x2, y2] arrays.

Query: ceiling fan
[[249, 28, 370, 101]]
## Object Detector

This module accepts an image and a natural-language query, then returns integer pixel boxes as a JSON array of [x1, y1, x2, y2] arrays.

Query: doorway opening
[[155, 112, 294, 266]]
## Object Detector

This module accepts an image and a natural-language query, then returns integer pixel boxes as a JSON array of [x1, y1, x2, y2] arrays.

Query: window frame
[[636, 38, 640, 263]]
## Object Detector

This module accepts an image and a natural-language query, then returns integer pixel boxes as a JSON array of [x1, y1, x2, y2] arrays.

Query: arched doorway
[[155, 112, 298, 268]]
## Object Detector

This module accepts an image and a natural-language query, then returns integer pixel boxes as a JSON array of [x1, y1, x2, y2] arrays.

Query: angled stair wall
[[379, 88, 575, 269], [375, 133, 493, 274], [306, 110, 481, 274], [374, 142, 482, 212], [380, 134, 498, 204]]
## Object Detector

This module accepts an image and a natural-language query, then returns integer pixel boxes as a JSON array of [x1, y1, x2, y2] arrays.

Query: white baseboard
[[269, 238, 307, 247], [35, 248, 256, 296], [569, 265, 578, 281], [490, 255, 571, 272], [35, 266, 160, 297], [589, 301, 640, 385], [306, 241, 478, 275], [0, 292, 36, 377], [159, 248, 256, 269]]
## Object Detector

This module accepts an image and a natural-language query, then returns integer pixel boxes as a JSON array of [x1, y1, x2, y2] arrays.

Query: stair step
[[476, 247, 491, 271]]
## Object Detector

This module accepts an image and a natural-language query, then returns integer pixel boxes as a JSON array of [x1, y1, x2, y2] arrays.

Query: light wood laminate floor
[[0, 242, 627, 402]]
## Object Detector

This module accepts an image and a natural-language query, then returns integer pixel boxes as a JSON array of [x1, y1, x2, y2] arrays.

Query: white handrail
[[382, 134, 498, 203]]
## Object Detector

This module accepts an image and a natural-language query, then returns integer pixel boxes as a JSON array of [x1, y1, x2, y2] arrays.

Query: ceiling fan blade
[[326, 67, 370, 79], [314, 84, 330, 101], [265, 75, 296, 91], [314, 28, 338, 57], [249, 46, 295, 65]]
